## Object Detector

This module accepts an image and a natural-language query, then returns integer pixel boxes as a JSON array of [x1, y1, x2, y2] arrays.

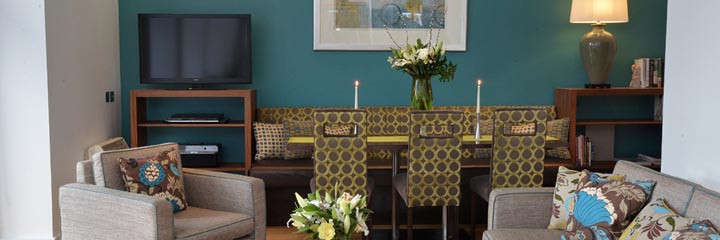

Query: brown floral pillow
[[119, 149, 188, 212], [548, 166, 625, 230], [564, 172, 656, 238]]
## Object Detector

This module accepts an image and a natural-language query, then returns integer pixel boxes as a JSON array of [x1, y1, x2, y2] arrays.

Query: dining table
[[287, 135, 565, 176]]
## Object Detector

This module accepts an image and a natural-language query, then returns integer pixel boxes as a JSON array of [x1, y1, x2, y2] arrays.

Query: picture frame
[[313, 0, 467, 51]]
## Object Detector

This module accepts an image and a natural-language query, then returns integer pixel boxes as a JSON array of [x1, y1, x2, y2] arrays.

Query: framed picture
[[314, 0, 467, 51]]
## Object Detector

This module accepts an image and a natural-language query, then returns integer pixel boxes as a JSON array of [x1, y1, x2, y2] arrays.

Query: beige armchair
[[59, 143, 266, 240]]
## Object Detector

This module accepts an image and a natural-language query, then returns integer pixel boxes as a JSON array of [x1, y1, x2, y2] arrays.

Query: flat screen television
[[139, 14, 252, 84]]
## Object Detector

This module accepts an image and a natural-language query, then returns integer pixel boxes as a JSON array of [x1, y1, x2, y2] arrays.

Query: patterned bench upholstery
[[256, 105, 557, 161]]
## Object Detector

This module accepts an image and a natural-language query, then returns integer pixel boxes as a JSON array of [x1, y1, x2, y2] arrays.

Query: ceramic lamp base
[[579, 24, 618, 85]]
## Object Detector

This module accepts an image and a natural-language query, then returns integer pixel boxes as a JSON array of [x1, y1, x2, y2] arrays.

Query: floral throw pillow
[[563, 174, 656, 240], [663, 220, 720, 240], [118, 149, 188, 212], [619, 198, 695, 240], [549, 166, 625, 230]]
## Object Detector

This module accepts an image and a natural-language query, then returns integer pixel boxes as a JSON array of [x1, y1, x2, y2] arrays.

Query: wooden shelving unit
[[555, 87, 664, 168], [130, 89, 256, 175]]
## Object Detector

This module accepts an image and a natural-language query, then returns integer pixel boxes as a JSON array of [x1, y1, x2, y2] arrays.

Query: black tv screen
[[139, 14, 252, 84]]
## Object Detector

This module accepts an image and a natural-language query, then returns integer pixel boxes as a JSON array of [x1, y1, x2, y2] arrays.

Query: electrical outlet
[[109, 91, 115, 102], [105, 91, 110, 102]]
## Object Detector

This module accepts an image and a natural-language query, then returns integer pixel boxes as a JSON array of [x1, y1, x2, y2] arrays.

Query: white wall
[[0, 0, 55, 239], [45, 0, 121, 237], [662, 0, 720, 191], [0, 0, 121, 239]]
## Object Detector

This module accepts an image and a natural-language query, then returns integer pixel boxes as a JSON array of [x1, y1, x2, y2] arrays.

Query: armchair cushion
[[119, 149, 188, 212], [174, 207, 254, 240]]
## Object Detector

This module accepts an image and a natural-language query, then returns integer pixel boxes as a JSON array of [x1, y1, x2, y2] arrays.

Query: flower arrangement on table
[[287, 187, 372, 240], [386, 22, 457, 110]]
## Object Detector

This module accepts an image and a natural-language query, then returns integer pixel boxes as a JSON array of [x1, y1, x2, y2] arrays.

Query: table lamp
[[570, 0, 628, 88]]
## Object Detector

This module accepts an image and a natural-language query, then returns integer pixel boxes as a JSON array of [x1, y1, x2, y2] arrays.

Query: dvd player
[[166, 113, 228, 123]]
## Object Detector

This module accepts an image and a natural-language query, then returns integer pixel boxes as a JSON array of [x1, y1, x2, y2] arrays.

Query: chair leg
[[442, 206, 449, 240], [452, 206, 460, 240], [471, 193, 477, 240], [392, 189, 399, 240], [407, 207, 413, 240]]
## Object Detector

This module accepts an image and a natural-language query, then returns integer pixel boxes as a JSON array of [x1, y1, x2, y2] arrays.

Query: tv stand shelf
[[138, 120, 247, 127], [130, 89, 256, 175]]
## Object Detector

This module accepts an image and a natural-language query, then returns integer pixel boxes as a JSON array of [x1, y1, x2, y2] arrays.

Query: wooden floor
[[267, 225, 486, 240]]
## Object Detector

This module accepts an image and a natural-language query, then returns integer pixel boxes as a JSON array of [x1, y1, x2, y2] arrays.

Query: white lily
[[343, 214, 351, 235], [294, 192, 307, 207], [417, 47, 429, 61], [355, 208, 369, 236], [349, 194, 361, 209]]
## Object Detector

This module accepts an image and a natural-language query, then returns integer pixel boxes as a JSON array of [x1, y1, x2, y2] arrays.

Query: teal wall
[[120, 0, 668, 162]]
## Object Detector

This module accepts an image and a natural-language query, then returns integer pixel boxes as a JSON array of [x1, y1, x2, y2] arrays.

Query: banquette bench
[[249, 105, 573, 226]]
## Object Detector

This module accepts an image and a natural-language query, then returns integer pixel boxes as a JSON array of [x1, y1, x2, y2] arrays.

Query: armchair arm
[[59, 183, 173, 240], [182, 168, 266, 240], [487, 187, 554, 230]]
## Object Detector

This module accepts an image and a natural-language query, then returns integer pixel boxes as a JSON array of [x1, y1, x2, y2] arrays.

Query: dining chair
[[309, 109, 374, 196], [469, 108, 547, 240], [392, 110, 464, 240]]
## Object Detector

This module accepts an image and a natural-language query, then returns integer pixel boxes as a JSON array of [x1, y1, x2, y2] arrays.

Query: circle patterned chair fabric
[[469, 108, 547, 240], [309, 109, 373, 197], [392, 110, 464, 240]]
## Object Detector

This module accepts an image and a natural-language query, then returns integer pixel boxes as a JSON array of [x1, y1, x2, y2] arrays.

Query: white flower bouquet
[[287, 187, 372, 240], [387, 39, 457, 83]]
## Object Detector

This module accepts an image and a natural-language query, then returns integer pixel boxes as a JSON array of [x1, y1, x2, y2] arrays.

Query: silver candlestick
[[474, 113, 482, 140]]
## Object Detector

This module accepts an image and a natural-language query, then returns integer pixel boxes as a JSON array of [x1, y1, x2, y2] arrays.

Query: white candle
[[354, 80, 359, 109], [476, 79, 482, 114]]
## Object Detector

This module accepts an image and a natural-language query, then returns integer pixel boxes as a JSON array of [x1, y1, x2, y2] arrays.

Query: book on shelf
[[576, 135, 595, 167], [631, 58, 665, 88]]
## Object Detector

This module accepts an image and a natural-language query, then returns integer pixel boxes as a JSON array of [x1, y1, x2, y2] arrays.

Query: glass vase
[[411, 76, 433, 110]]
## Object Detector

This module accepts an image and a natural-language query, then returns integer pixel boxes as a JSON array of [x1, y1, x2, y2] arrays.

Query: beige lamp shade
[[570, 0, 628, 24]]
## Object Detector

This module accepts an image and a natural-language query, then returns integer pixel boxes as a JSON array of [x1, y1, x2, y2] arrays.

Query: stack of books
[[576, 135, 594, 167], [630, 58, 665, 88]]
